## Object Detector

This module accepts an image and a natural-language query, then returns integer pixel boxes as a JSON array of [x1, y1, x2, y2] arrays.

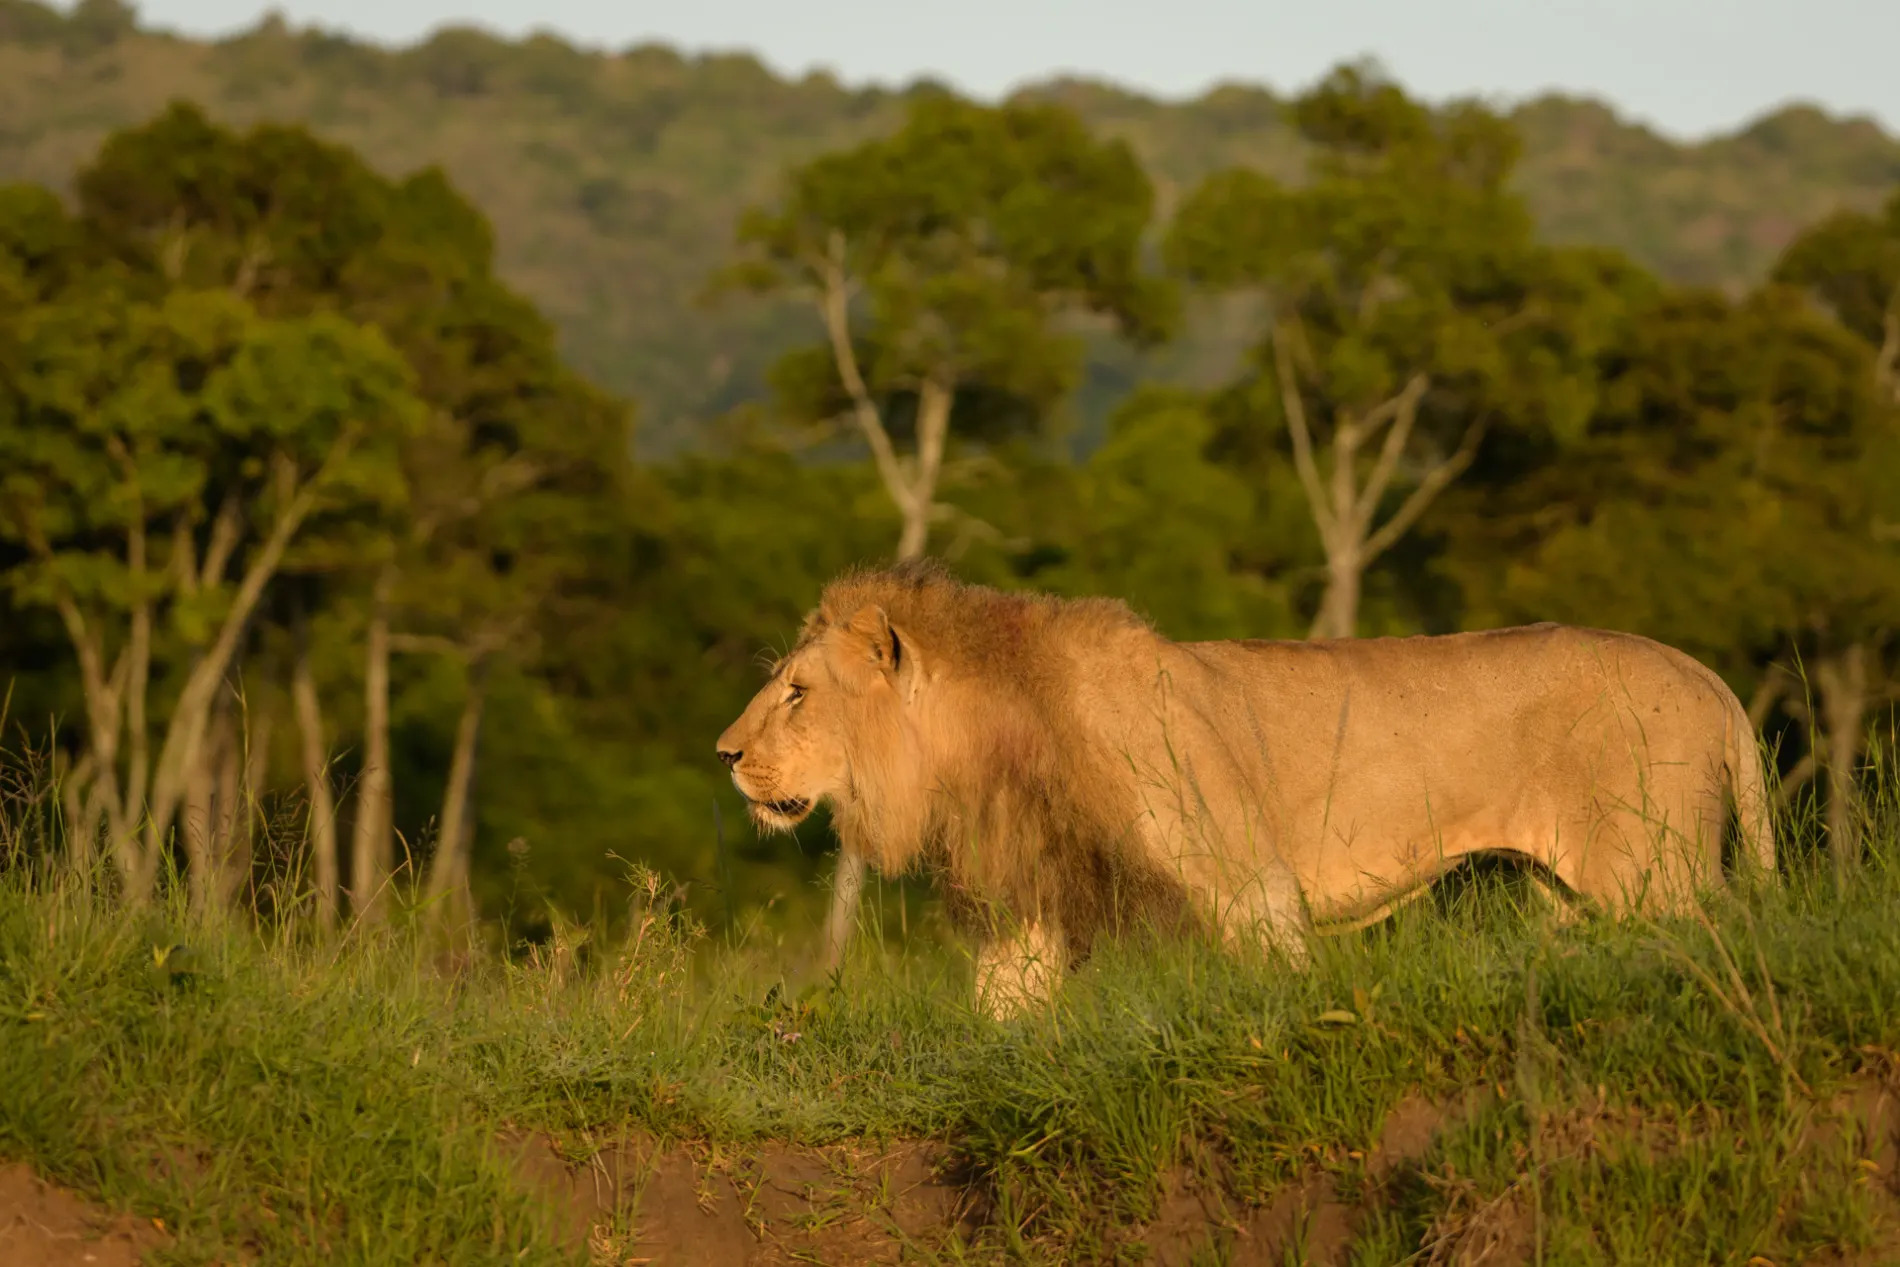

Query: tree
[[342, 170, 632, 929], [723, 93, 1175, 965], [0, 105, 638, 923], [73, 102, 421, 915], [1166, 64, 1615, 639], [1773, 188, 1900, 405], [0, 197, 422, 900], [65, 104, 636, 924]]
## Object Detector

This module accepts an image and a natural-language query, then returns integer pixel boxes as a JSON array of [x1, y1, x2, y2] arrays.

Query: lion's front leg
[[973, 919, 1066, 1020]]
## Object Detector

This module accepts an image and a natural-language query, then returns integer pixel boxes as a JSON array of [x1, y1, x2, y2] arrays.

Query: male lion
[[716, 562, 1775, 1017]]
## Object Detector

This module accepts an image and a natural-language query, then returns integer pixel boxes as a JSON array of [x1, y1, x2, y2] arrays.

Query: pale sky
[[121, 0, 1898, 141]]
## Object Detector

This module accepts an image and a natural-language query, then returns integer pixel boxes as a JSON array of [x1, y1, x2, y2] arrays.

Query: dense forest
[[1, 0, 1897, 949]]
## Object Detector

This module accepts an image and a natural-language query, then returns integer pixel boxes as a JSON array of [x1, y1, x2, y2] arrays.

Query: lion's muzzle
[[743, 792, 814, 831]]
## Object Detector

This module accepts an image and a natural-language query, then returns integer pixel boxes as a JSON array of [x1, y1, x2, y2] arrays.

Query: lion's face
[[716, 603, 915, 834]]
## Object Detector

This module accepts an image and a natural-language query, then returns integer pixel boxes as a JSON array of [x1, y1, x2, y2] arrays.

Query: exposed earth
[[0, 1164, 168, 1267], [7, 1072, 1899, 1264]]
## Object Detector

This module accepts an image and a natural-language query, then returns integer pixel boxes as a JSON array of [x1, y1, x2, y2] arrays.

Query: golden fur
[[716, 562, 1776, 1015]]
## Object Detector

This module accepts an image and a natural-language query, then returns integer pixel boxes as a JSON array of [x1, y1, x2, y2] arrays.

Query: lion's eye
[[786, 684, 806, 706]]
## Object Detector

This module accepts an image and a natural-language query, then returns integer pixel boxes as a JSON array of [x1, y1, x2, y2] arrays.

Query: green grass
[[3, 771, 1900, 1263]]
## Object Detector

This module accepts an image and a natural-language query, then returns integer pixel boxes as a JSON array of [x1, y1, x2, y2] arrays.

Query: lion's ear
[[843, 603, 901, 673]]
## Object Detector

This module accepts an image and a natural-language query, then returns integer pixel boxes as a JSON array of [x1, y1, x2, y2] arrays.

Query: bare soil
[[513, 1072, 1900, 1266], [1137, 1090, 1487, 1267], [504, 1089, 1472, 1266], [506, 1129, 982, 1264], [9, 1069, 1898, 1265], [0, 1164, 168, 1267]]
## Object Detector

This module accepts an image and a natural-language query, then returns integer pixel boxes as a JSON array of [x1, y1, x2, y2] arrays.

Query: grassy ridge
[[4, 781, 1900, 1262]]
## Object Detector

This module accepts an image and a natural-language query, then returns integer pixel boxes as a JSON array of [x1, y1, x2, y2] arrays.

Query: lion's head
[[716, 562, 1158, 910], [716, 596, 925, 845]]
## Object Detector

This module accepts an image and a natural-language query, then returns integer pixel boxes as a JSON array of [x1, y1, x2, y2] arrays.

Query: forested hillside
[[3, 0, 1898, 448]]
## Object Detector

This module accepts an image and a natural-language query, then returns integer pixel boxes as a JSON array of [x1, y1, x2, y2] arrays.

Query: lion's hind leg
[[1455, 850, 1590, 928], [1523, 866, 1586, 928], [1562, 801, 1723, 921], [1324, 855, 1584, 934], [1309, 884, 1434, 937]]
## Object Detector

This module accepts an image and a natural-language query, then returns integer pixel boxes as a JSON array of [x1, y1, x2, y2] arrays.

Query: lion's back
[[1186, 622, 1733, 717], [1108, 622, 1736, 827]]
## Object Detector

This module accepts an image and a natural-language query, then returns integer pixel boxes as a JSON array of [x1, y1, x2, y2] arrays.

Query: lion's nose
[[717, 746, 742, 769]]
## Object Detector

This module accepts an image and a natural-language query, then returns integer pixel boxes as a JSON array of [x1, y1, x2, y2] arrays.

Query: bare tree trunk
[[100, 444, 149, 889], [209, 700, 271, 912], [17, 454, 149, 887], [210, 706, 245, 908], [892, 375, 953, 561], [47, 596, 132, 886], [122, 516, 151, 864], [57, 751, 96, 873], [1313, 554, 1364, 642], [112, 499, 154, 895], [822, 374, 956, 967], [895, 504, 931, 563], [1815, 643, 1870, 876], [293, 627, 340, 930], [423, 659, 488, 930], [350, 566, 395, 921], [184, 703, 230, 914], [821, 848, 868, 973]]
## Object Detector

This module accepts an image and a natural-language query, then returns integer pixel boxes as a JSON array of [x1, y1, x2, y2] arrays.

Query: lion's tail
[[1725, 693, 1778, 883]]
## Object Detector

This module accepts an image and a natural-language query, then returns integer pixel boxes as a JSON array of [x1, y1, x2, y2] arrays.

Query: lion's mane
[[799, 561, 1190, 953]]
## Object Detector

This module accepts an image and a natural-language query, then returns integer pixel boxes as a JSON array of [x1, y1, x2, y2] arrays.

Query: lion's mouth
[[748, 795, 813, 823]]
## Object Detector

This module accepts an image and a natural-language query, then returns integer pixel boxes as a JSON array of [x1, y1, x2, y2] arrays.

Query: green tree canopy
[[1771, 188, 1900, 402], [1167, 63, 1633, 638], [725, 93, 1176, 562]]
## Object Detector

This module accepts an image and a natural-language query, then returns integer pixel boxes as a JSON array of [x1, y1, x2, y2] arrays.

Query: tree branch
[[899, 370, 956, 561], [1353, 373, 1432, 540], [198, 495, 243, 594], [1746, 672, 1787, 733], [1360, 413, 1489, 566], [1270, 320, 1336, 547], [169, 520, 197, 596], [1329, 411, 1362, 563], [430, 450, 550, 530], [120, 464, 152, 825], [820, 230, 918, 523], [474, 454, 546, 509], [388, 632, 467, 659], [231, 233, 271, 300]]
